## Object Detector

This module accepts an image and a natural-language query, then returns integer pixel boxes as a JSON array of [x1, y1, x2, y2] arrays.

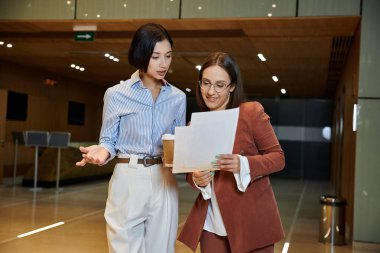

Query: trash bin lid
[[320, 195, 347, 206]]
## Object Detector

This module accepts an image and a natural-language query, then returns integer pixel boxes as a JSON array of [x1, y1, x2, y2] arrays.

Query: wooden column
[[0, 89, 7, 184]]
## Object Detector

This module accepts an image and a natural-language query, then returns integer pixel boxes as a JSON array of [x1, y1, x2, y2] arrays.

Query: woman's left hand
[[214, 154, 240, 173]]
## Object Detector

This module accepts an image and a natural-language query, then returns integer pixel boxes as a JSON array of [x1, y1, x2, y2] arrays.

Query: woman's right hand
[[76, 145, 110, 166], [192, 171, 214, 187]]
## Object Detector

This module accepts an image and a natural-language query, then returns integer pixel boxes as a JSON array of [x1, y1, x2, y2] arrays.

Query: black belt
[[116, 156, 162, 167]]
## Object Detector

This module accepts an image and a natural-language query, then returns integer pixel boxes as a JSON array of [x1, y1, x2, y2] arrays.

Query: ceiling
[[0, 17, 360, 98]]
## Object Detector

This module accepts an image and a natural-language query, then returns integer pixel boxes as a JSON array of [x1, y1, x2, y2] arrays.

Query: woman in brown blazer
[[178, 52, 285, 253]]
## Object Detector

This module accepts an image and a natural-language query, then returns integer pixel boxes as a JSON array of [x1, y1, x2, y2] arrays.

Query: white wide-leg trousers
[[104, 163, 178, 253]]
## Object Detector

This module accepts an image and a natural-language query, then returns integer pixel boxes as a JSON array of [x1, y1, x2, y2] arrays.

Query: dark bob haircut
[[128, 23, 173, 72], [196, 52, 245, 111]]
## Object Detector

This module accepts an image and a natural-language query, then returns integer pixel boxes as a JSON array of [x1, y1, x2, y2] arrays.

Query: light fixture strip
[[352, 103, 357, 132]]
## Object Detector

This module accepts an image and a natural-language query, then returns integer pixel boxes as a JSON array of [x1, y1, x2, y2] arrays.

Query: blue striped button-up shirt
[[99, 71, 186, 161]]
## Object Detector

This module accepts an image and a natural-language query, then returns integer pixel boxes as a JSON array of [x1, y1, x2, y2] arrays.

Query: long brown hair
[[195, 52, 245, 111]]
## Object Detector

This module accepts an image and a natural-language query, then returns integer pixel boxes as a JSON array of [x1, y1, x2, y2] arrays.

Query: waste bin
[[319, 195, 346, 245]]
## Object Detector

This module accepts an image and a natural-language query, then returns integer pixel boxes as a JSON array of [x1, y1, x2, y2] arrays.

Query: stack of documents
[[172, 108, 239, 173]]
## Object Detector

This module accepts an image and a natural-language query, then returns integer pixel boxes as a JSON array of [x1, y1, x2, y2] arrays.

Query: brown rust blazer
[[178, 102, 285, 253]]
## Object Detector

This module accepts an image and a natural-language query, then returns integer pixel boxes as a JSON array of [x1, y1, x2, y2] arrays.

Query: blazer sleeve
[[246, 102, 285, 181]]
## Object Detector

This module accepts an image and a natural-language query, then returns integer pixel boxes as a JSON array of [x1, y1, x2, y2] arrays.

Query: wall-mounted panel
[[77, 0, 179, 19], [354, 99, 380, 242], [358, 0, 380, 98], [354, 0, 380, 245], [298, 0, 361, 16], [0, 0, 75, 19], [181, 0, 296, 18]]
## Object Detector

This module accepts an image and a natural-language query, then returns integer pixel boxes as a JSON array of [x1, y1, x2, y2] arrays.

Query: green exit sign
[[74, 31, 95, 41]]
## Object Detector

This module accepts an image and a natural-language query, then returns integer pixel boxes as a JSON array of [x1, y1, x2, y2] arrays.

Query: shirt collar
[[130, 70, 171, 91]]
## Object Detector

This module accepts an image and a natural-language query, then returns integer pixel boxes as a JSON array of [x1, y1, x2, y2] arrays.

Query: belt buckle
[[142, 155, 160, 167]]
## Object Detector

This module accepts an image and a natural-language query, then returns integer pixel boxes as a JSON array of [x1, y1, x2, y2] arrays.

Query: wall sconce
[[44, 78, 57, 87]]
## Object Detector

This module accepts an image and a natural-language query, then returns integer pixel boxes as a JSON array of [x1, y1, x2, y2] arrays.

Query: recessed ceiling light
[[6, 43, 13, 48], [96, 14, 101, 18], [0, 41, 4, 45], [257, 53, 266, 62], [281, 88, 286, 94], [104, 53, 120, 63], [272, 4, 277, 8], [272, 76, 279, 82], [198, 6, 202, 10], [195, 65, 201, 71], [185, 88, 191, 92], [71, 64, 85, 71], [267, 13, 272, 17]]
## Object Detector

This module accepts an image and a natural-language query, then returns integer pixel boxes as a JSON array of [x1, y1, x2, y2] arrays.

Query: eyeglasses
[[198, 79, 231, 93]]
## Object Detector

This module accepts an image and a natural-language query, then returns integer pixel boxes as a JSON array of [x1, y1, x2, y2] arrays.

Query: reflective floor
[[0, 176, 375, 253]]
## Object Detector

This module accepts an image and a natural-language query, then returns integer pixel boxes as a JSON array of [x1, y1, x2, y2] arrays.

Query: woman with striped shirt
[[76, 23, 186, 253]]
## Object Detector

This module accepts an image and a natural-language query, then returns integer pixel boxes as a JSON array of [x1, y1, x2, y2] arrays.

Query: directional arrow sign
[[74, 31, 95, 42]]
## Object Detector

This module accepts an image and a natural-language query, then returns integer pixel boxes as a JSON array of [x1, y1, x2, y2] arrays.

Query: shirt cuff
[[233, 155, 251, 192], [98, 144, 115, 165], [193, 177, 212, 200]]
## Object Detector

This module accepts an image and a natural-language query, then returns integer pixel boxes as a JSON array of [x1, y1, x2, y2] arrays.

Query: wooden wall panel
[[0, 61, 104, 174], [0, 89, 7, 183], [331, 26, 360, 241]]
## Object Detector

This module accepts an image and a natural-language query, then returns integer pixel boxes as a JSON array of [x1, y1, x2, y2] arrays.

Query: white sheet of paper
[[172, 108, 239, 173], [172, 126, 189, 171]]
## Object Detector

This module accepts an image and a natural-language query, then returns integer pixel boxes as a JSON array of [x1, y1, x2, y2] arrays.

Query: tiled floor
[[0, 176, 375, 253]]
